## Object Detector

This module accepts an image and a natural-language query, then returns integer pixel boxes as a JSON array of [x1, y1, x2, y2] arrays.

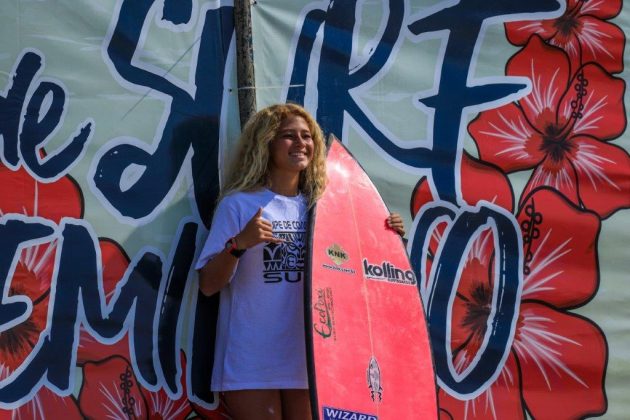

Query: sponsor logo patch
[[313, 287, 336, 340], [367, 356, 383, 402], [362, 258, 416, 285], [326, 243, 349, 265], [322, 406, 378, 420], [322, 244, 356, 274]]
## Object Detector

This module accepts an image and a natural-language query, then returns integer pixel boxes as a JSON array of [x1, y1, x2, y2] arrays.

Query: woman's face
[[268, 115, 314, 175]]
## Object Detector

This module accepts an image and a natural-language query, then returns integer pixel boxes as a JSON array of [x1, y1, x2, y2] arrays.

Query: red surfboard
[[306, 136, 438, 420]]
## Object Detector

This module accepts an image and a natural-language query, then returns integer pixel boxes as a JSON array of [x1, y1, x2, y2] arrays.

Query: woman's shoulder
[[219, 188, 273, 208]]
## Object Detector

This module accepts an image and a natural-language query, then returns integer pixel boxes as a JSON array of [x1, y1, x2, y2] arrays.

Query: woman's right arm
[[198, 246, 240, 296], [198, 207, 283, 296]]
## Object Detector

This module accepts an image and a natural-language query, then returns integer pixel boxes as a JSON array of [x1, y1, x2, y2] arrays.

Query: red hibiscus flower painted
[[505, 0, 624, 74], [0, 162, 128, 415], [0, 163, 82, 375], [469, 35, 630, 219], [0, 388, 83, 420], [141, 352, 193, 420], [78, 353, 230, 419], [411, 157, 607, 419], [79, 356, 149, 419]]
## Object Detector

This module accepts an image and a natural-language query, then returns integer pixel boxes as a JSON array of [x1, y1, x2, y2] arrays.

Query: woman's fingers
[[268, 235, 285, 244], [238, 208, 288, 247], [258, 224, 284, 243], [387, 212, 405, 236], [389, 220, 404, 229], [257, 219, 273, 230]]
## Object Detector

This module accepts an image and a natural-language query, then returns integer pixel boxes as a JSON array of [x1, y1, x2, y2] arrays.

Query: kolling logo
[[313, 287, 335, 339], [362, 258, 416, 285]]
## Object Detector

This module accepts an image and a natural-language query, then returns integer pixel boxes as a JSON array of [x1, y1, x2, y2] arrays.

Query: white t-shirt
[[195, 188, 309, 391]]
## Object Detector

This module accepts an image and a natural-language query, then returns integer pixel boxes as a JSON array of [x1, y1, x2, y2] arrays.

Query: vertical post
[[234, 0, 257, 128]]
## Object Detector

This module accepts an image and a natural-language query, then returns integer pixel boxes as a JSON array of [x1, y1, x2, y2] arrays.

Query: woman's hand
[[198, 207, 283, 296], [235, 207, 284, 249], [387, 212, 405, 237]]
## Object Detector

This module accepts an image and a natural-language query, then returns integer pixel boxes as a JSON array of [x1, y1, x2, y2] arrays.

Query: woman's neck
[[268, 170, 300, 197]]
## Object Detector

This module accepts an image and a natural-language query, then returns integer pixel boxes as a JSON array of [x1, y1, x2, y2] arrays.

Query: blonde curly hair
[[221, 103, 327, 207]]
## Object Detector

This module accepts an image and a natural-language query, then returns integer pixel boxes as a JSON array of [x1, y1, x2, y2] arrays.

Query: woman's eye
[[280, 131, 311, 141]]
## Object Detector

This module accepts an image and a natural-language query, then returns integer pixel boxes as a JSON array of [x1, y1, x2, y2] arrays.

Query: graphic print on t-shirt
[[263, 220, 307, 283]]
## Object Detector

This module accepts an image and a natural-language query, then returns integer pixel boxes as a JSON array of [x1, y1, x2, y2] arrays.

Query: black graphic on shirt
[[263, 224, 306, 284]]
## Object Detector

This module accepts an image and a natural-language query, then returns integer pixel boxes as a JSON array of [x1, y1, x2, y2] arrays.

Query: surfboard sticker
[[306, 135, 438, 419]]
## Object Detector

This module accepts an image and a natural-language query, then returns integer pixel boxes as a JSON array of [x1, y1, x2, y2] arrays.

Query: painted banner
[[252, 1, 630, 418], [0, 0, 238, 417], [1, 0, 629, 419]]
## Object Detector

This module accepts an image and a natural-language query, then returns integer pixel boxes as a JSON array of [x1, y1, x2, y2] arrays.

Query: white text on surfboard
[[323, 406, 377, 420]]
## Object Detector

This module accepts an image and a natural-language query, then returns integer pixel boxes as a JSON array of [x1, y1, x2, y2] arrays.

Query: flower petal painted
[[507, 36, 570, 127], [518, 188, 600, 306], [0, 163, 82, 222], [79, 356, 148, 419], [470, 103, 545, 173], [411, 154, 514, 213], [571, 137, 630, 218], [141, 352, 192, 420], [514, 303, 607, 419], [557, 65, 626, 141], [437, 353, 525, 420], [576, 17, 624, 74], [0, 388, 82, 420]]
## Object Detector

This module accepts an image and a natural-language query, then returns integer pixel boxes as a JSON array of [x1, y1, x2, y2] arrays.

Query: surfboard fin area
[[306, 135, 438, 419]]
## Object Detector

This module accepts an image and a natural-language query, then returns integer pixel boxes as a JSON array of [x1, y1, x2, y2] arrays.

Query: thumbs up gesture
[[235, 207, 284, 250]]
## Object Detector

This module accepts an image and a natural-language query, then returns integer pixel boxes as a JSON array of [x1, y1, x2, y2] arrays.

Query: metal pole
[[234, 0, 257, 128]]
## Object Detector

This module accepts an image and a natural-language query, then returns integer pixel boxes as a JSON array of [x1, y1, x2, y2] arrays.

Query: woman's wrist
[[233, 233, 246, 250], [225, 236, 246, 258]]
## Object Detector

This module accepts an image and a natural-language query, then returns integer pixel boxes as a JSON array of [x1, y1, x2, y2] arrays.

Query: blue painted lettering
[[0, 217, 198, 406], [285, 0, 560, 397], [0, 51, 92, 181], [91, 0, 233, 227]]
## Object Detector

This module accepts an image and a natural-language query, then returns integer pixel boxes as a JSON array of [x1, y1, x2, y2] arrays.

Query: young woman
[[195, 103, 404, 420]]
